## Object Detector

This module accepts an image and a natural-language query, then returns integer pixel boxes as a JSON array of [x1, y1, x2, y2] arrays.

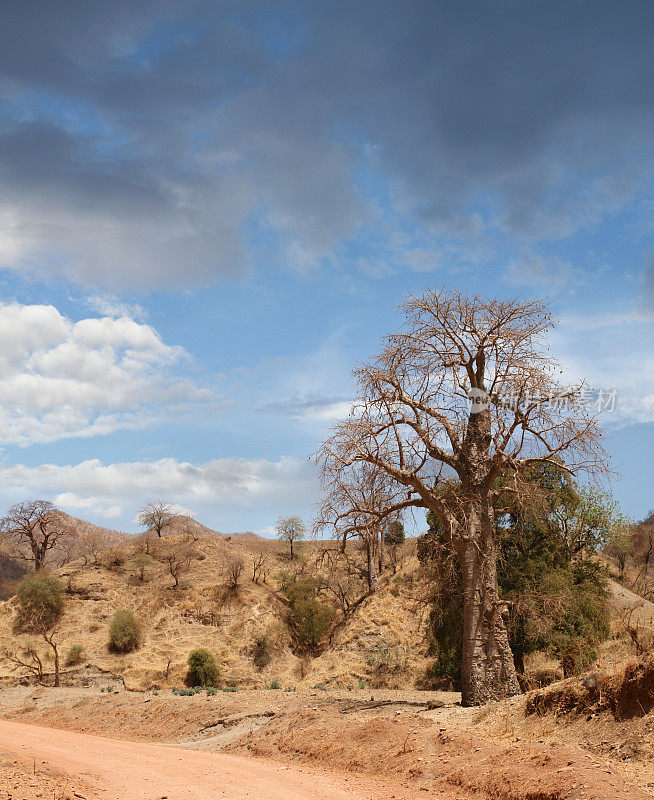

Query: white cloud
[[54, 492, 123, 520], [0, 456, 318, 530], [552, 310, 654, 426], [83, 294, 147, 321], [0, 302, 217, 446]]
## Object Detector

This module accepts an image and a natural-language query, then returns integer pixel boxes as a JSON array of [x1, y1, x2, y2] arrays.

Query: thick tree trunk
[[455, 502, 520, 706]]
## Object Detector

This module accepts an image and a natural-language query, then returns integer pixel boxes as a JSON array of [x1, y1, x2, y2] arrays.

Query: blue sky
[[0, 1, 652, 533]]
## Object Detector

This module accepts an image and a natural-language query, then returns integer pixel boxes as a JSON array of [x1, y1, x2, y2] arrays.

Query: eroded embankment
[[226, 704, 650, 800]]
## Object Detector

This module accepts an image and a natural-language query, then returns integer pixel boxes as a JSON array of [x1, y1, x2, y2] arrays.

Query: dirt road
[[0, 718, 418, 800]]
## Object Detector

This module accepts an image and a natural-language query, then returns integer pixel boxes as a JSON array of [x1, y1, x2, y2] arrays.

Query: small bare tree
[[606, 530, 632, 579], [251, 545, 269, 583], [152, 539, 197, 588], [222, 552, 244, 590], [317, 462, 402, 593], [137, 500, 176, 538], [276, 516, 306, 560], [318, 290, 607, 705], [76, 530, 107, 566], [0, 500, 72, 572]]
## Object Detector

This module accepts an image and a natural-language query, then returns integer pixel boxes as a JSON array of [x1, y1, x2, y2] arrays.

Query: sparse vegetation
[[108, 610, 141, 653], [251, 635, 273, 670], [366, 644, 408, 677], [129, 551, 154, 582], [152, 538, 198, 588], [0, 490, 645, 704], [221, 552, 244, 591], [12, 573, 67, 686]]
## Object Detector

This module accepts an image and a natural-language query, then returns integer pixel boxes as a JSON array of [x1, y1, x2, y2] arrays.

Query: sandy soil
[[1, 684, 652, 800], [0, 751, 91, 800], [0, 718, 422, 800]]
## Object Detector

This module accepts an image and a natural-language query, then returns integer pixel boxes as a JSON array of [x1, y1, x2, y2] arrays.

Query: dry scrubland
[[1, 519, 651, 693], [0, 521, 653, 800], [0, 522, 437, 692]]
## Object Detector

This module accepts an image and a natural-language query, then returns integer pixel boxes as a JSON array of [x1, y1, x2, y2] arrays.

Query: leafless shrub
[[621, 603, 654, 655], [221, 552, 244, 591], [251, 546, 269, 583], [152, 538, 198, 588]]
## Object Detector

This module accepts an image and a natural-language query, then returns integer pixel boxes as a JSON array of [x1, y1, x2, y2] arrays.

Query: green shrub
[[279, 574, 333, 655], [221, 685, 237, 693], [185, 648, 220, 687], [267, 679, 280, 689], [251, 636, 273, 670], [65, 644, 85, 666], [15, 574, 65, 630], [108, 609, 141, 653]]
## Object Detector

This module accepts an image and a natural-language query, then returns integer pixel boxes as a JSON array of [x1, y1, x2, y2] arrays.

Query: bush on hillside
[[65, 644, 85, 666], [279, 573, 333, 655], [251, 635, 273, 670], [15, 574, 65, 631], [186, 648, 220, 687], [108, 609, 141, 653]]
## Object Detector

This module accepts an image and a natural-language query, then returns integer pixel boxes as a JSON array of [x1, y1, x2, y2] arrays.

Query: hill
[[0, 522, 650, 693], [0, 532, 432, 691], [140, 514, 263, 541], [57, 512, 130, 545]]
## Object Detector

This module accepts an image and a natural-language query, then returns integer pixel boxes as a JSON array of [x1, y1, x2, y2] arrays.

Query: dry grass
[[0, 534, 435, 691]]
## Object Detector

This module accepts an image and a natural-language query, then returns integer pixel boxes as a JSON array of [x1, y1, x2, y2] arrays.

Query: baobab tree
[[318, 290, 607, 705], [137, 500, 175, 538], [0, 500, 72, 572]]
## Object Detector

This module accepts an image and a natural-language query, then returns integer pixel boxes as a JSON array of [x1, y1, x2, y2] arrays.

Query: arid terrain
[[0, 519, 652, 799], [0, 653, 652, 800]]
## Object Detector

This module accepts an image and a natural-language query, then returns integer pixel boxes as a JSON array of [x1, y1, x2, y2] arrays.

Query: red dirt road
[[0, 719, 419, 800]]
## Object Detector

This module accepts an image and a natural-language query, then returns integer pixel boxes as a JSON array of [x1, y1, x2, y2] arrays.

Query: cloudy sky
[[0, 0, 652, 533]]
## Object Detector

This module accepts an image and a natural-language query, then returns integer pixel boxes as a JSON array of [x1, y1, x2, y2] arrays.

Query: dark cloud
[[0, 1, 652, 288]]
